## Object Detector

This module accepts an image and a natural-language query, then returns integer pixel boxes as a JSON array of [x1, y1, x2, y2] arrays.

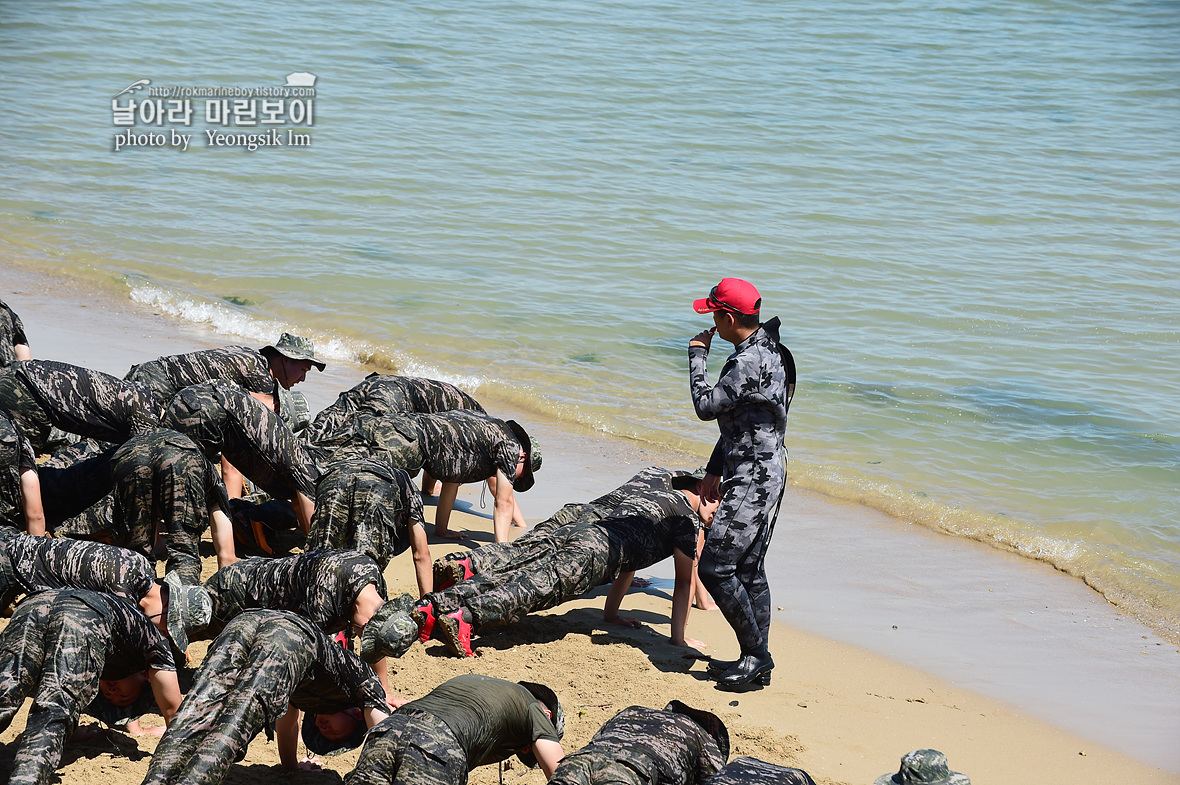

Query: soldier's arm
[[276, 704, 301, 769], [491, 469, 516, 544], [408, 520, 433, 596], [148, 667, 182, 725], [221, 456, 245, 498], [19, 468, 46, 536], [603, 571, 640, 628], [688, 349, 752, 421], [531, 738, 565, 779], [670, 547, 706, 651], [14, 343, 31, 362]]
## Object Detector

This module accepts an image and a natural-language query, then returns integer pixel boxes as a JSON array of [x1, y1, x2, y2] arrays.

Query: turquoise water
[[1, 1, 1178, 640]]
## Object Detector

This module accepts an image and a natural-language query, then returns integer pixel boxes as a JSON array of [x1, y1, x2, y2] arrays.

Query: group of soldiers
[[0, 294, 822, 784]]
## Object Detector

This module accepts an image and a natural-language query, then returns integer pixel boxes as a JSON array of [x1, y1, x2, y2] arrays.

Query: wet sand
[[1, 263, 1178, 784]]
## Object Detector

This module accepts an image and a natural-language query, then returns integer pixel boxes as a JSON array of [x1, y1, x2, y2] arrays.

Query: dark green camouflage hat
[[505, 420, 540, 492], [875, 750, 971, 785], [261, 332, 326, 371], [163, 571, 213, 656], [359, 593, 419, 662]]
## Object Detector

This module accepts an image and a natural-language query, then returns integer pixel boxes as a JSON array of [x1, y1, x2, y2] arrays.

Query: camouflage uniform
[[0, 411, 37, 528], [0, 360, 161, 454], [548, 704, 728, 785], [306, 372, 484, 448], [110, 428, 231, 585], [712, 758, 817, 785], [197, 549, 387, 641], [301, 411, 426, 477], [413, 410, 527, 486], [0, 589, 175, 785], [0, 298, 29, 369], [426, 468, 699, 630], [346, 674, 561, 785], [162, 380, 318, 501], [124, 345, 276, 402], [310, 457, 426, 569], [688, 317, 795, 655], [0, 529, 155, 609], [142, 609, 387, 785]]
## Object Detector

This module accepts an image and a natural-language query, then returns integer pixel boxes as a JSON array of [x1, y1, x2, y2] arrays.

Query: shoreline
[[3, 262, 1179, 781]]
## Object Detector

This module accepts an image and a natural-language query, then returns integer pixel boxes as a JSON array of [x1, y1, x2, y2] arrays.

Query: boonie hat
[[506, 420, 541, 492], [359, 593, 419, 663], [163, 571, 213, 656], [301, 707, 368, 756], [261, 332, 326, 372], [875, 749, 971, 785], [693, 278, 762, 315], [516, 681, 564, 768], [665, 700, 730, 759]]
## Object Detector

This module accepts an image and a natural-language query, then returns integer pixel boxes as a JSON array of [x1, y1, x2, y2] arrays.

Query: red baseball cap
[[693, 278, 762, 315]]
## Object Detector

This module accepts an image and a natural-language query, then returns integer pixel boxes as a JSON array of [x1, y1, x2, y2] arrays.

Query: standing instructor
[[688, 278, 795, 690]]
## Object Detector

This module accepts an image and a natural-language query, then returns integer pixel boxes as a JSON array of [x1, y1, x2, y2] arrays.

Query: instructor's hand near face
[[689, 327, 715, 351]]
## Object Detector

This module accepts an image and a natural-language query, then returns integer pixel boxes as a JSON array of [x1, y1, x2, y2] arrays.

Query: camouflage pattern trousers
[[712, 757, 817, 785], [111, 429, 229, 585], [0, 593, 108, 785], [697, 469, 786, 655], [344, 709, 467, 785], [547, 751, 656, 785], [443, 501, 609, 578], [431, 523, 614, 629], [141, 612, 319, 785], [310, 458, 424, 569]]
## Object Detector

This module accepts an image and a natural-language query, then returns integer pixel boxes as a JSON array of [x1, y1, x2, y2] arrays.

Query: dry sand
[[1, 266, 1177, 785]]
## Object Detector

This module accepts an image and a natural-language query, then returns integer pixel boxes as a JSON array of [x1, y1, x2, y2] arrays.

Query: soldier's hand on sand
[[630, 576, 651, 588], [297, 757, 324, 771]]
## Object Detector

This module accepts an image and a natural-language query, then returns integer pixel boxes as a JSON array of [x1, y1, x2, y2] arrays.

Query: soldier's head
[[516, 681, 564, 768], [163, 572, 213, 657], [100, 671, 149, 708], [693, 278, 762, 344], [261, 332, 326, 389], [302, 707, 368, 756], [506, 421, 541, 492], [138, 580, 167, 634], [359, 593, 419, 662], [664, 700, 730, 760]]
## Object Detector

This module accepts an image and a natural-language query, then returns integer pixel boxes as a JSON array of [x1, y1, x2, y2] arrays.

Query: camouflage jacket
[[413, 410, 521, 485], [594, 467, 701, 572], [0, 411, 37, 525], [202, 549, 387, 639], [13, 359, 162, 444], [125, 346, 275, 401], [0, 529, 156, 602], [22, 589, 177, 679], [0, 299, 28, 368], [276, 612, 389, 714], [552, 705, 727, 785], [688, 317, 795, 482]]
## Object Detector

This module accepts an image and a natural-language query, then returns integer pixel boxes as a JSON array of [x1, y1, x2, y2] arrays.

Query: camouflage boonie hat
[[516, 681, 564, 769], [875, 750, 971, 785], [163, 571, 212, 656], [301, 707, 368, 756], [261, 333, 326, 372], [665, 700, 730, 760], [505, 420, 541, 492], [359, 593, 419, 662]]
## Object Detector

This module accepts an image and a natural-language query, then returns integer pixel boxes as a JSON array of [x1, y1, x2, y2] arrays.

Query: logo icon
[[284, 72, 317, 88], [114, 78, 151, 97]]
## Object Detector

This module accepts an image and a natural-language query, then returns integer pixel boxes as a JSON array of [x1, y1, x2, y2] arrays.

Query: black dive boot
[[714, 649, 774, 691], [706, 658, 740, 676]]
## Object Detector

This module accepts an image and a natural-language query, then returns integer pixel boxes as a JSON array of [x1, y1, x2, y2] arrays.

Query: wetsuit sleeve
[[688, 346, 756, 421], [705, 440, 724, 477]]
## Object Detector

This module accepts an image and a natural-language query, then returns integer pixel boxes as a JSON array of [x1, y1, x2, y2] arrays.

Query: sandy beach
[[2, 264, 1177, 785]]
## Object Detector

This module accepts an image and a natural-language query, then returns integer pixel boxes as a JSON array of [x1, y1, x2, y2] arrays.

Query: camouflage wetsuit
[[305, 372, 484, 449], [0, 411, 37, 528], [0, 529, 155, 609], [0, 298, 29, 369], [549, 704, 727, 785], [346, 674, 560, 785], [110, 428, 231, 584], [0, 589, 175, 785], [711, 758, 817, 785], [426, 468, 699, 631], [0, 360, 161, 454], [142, 609, 386, 785], [195, 549, 387, 641], [688, 317, 795, 655], [162, 380, 317, 501], [310, 457, 426, 569]]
